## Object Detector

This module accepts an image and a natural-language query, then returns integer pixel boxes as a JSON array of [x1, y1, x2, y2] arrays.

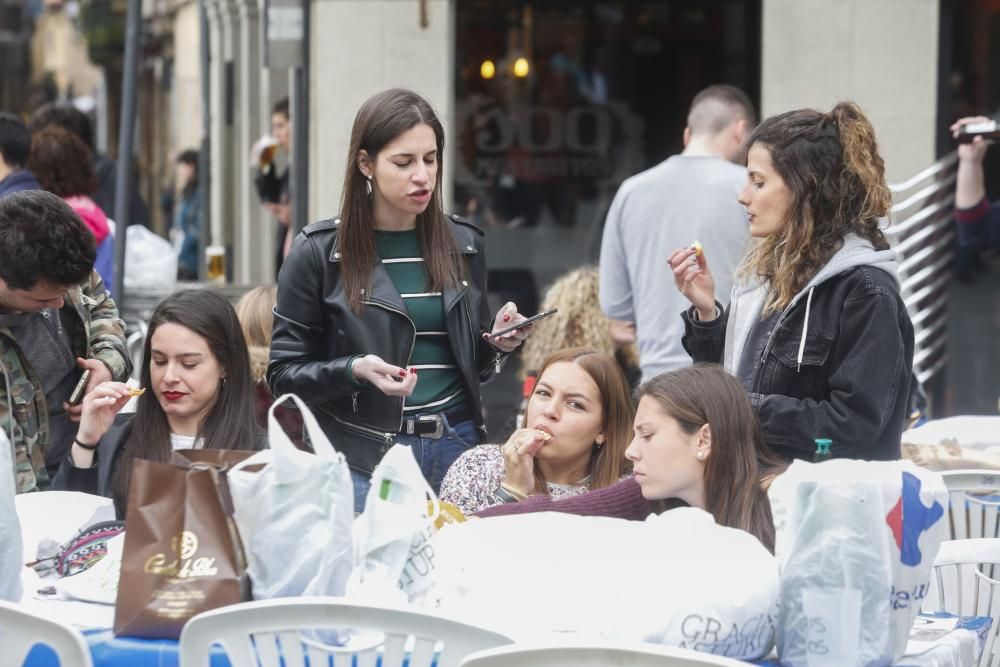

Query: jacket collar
[[327, 216, 480, 264], [329, 216, 477, 314]]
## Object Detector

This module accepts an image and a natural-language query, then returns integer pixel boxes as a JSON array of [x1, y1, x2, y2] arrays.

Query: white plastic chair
[[923, 539, 1000, 667], [0, 600, 93, 667], [458, 642, 754, 667], [178, 597, 514, 667], [941, 470, 1000, 539]]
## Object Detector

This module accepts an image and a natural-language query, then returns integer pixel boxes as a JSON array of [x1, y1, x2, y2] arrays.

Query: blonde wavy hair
[[741, 101, 891, 315], [235, 286, 277, 384], [519, 266, 638, 378]]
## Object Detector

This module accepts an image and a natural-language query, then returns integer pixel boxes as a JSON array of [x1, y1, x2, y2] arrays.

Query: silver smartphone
[[68, 369, 91, 406]]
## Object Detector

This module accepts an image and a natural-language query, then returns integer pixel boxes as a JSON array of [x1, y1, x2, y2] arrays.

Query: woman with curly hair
[[28, 125, 115, 290], [668, 102, 914, 462], [519, 265, 640, 388]]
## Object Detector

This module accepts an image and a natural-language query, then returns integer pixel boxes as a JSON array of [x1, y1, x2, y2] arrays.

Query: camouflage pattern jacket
[[0, 271, 132, 493]]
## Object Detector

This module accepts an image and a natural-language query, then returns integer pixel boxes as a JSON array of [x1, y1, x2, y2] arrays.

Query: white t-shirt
[[170, 433, 205, 450]]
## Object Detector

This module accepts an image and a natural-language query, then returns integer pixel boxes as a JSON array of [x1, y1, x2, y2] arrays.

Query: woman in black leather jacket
[[668, 102, 914, 462], [269, 88, 531, 506]]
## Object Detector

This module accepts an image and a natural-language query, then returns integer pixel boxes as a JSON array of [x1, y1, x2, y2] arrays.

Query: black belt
[[400, 404, 474, 439]]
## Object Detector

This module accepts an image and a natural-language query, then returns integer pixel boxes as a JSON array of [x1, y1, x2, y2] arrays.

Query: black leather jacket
[[268, 214, 507, 473]]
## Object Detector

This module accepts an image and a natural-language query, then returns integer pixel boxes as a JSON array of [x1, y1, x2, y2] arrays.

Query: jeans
[[350, 415, 480, 511]]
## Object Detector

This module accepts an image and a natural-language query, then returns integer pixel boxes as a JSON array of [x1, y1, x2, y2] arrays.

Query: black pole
[[112, 0, 143, 306], [290, 0, 309, 238], [290, 66, 308, 238], [198, 0, 211, 282]]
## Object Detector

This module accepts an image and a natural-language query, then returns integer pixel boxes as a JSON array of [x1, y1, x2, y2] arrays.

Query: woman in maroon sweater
[[477, 365, 785, 551]]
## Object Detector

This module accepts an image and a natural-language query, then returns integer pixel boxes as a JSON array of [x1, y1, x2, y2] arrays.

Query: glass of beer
[[206, 246, 226, 284]]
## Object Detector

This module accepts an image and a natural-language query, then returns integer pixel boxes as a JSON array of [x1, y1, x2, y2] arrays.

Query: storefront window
[[454, 0, 759, 433], [454, 0, 760, 313]]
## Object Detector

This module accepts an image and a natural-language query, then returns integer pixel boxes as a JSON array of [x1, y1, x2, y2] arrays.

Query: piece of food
[[690, 240, 703, 257], [127, 387, 146, 398], [536, 430, 552, 441]]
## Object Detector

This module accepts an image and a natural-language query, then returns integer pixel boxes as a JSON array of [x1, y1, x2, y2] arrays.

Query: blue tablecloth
[[754, 614, 992, 667], [23, 614, 992, 667], [25, 629, 231, 667]]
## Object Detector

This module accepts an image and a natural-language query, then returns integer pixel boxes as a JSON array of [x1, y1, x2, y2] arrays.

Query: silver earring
[[365, 175, 373, 196]]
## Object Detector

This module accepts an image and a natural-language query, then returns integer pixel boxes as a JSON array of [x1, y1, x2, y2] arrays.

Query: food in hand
[[433, 501, 467, 531], [536, 430, 552, 441], [127, 388, 146, 398], [690, 240, 703, 257]]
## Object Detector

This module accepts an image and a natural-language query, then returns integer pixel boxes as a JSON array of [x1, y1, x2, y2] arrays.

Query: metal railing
[[885, 152, 959, 388]]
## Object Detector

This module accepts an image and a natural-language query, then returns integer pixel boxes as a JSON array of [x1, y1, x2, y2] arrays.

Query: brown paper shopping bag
[[113, 451, 253, 639]]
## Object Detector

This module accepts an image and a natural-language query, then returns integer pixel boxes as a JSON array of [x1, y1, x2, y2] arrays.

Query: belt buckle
[[417, 414, 445, 439]]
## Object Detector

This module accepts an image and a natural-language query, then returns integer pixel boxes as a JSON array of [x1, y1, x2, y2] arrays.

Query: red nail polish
[[398, 369, 407, 377], [503, 314, 511, 322]]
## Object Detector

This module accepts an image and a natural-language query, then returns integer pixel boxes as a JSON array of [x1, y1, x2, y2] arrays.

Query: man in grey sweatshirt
[[599, 85, 756, 381]]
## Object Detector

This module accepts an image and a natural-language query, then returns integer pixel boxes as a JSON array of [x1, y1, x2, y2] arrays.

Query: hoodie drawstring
[[796, 286, 815, 373]]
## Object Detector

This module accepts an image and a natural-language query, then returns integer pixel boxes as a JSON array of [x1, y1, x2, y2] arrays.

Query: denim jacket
[[682, 235, 915, 462]]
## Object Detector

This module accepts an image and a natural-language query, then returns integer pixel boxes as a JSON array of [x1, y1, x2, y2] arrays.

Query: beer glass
[[206, 246, 226, 284]]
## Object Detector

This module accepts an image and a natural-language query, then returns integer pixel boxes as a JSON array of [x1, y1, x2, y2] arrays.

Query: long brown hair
[[113, 289, 258, 507], [338, 88, 463, 311], [639, 365, 785, 552], [528, 347, 634, 493], [742, 101, 892, 315]]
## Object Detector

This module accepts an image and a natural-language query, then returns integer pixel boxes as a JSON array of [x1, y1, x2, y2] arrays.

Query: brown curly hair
[[27, 126, 98, 198], [741, 101, 891, 315], [519, 265, 638, 378]]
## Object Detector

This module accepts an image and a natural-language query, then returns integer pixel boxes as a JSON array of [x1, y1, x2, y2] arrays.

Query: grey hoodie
[[723, 233, 900, 377]]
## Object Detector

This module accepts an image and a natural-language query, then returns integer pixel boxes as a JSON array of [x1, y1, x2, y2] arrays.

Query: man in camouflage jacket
[[0, 191, 131, 493]]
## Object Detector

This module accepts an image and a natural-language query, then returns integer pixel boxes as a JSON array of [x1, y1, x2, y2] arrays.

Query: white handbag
[[346, 443, 440, 606], [768, 460, 949, 666], [228, 393, 354, 600]]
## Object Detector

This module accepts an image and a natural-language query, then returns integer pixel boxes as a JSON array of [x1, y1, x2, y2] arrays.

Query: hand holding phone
[[491, 309, 558, 339]]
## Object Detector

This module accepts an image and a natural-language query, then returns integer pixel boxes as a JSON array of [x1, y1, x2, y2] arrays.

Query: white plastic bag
[[430, 508, 779, 660], [768, 460, 949, 667], [123, 225, 177, 290], [346, 444, 440, 606], [229, 394, 353, 600], [0, 430, 22, 602]]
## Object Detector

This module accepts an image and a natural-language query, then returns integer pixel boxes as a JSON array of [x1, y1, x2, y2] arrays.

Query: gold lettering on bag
[[143, 530, 219, 578]]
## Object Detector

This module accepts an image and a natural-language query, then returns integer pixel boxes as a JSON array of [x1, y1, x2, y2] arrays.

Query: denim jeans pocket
[[444, 416, 481, 448]]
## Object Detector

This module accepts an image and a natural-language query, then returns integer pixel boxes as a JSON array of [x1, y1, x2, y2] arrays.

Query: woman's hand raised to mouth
[[501, 428, 551, 496]]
